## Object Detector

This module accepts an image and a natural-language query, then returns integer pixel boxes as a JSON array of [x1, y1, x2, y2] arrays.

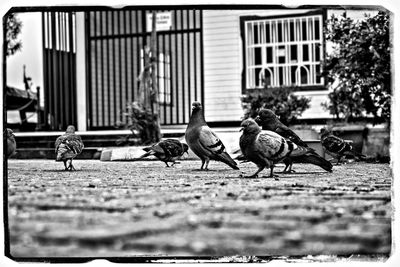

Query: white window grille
[[140, 50, 172, 104], [244, 14, 324, 89]]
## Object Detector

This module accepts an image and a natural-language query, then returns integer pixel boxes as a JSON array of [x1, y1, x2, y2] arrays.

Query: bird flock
[[5, 101, 365, 177]]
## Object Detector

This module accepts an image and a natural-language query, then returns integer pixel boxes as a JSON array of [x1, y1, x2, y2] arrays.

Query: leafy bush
[[323, 11, 391, 125], [6, 13, 22, 57], [117, 102, 160, 145], [241, 87, 310, 126]]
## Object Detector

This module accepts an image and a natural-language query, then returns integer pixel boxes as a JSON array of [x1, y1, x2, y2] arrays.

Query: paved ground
[[5, 159, 392, 262]]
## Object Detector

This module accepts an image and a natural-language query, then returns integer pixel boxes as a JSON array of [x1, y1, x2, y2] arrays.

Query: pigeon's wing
[[160, 139, 183, 157], [275, 124, 308, 147], [55, 135, 66, 152], [254, 131, 286, 159], [64, 134, 84, 155], [198, 126, 227, 156], [322, 135, 352, 154]]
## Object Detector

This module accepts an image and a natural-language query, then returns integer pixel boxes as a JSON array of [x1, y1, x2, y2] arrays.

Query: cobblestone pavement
[[6, 159, 392, 261]]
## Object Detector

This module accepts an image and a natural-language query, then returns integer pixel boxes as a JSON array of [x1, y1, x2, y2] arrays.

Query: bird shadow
[[41, 169, 102, 173], [275, 171, 328, 175]]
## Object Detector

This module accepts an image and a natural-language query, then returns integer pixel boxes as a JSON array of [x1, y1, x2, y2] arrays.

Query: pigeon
[[320, 128, 366, 165], [255, 109, 332, 173], [185, 101, 239, 170], [239, 118, 312, 178], [6, 128, 16, 158], [138, 139, 189, 167], [55, 125, 84, 171]]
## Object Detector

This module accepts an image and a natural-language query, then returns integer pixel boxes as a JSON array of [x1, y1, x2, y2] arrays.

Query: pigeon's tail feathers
[[346, 150, 367, 160], [143, 147, 152, 152], [218, 152, 240, 170], [288, 141, 312, 157], [298, 153, 333, 172], [138, 150, 154, 159]]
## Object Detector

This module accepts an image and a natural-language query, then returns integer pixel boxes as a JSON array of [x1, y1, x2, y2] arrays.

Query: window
[[140, 50, 172, 105], [243, 14, 324, 89], [157, 53, 172, 105]]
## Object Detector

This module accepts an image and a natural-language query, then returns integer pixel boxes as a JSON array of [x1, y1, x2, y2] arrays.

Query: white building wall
[[203, 9, 326, 122], [203, 8, 380, 122]]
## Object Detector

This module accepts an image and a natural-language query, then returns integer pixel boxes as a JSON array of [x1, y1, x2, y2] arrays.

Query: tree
[[241, 87, 310, 126], [323, 11, 391, 125], [6, 13, 23, 57]]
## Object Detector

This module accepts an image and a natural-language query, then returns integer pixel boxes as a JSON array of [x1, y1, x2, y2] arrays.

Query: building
[[5, 6, 383, 132]]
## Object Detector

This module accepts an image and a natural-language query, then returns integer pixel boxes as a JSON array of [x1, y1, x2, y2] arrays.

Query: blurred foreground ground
[[6, 159, 392, 262]]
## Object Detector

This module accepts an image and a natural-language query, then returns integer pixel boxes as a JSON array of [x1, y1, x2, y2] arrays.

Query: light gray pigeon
[[255, 108, 332, 173], [6, 128, 16, 158], [55, 125, 84, 171], [185, 101, 239, 170], [239, 118, 312, 178]]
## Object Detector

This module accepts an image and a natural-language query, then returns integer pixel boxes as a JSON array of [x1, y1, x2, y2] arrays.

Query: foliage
[[6, 13, 23, 57], [241, 87, 310, 126], [323, 11, 391, 124], [118, 102, 160, 145]]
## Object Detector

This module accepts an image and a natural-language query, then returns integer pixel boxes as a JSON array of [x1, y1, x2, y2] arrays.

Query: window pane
[[265, 22, 271, 43], [302, 19, 307, 41], [278, 67, 284, 86], [255, 47, 262, 65], [290, 45, 297, 62], [315, 43, 320, 61], [314, 18, 320, 40], [316, 64, 321, 83], [302, 44, 309, 61], [254, 23, 259, 44], [301, 66, 309, 84], [277, 21, 282, 42], [289, 20, 294, 41], [266, 47, 273, 63], [291, 66, 297, 84], [278, 46, 285, 64], [255, 68, 262, 87], [264, 68, 272, 87]]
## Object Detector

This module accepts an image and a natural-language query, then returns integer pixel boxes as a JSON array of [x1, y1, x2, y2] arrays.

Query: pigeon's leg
[[63, 160, 68, 171], [204, 159, 210, 170], [200, 159, 206, 170], [336, 156, 342, 165], [165, 162, 170, 167], [282, 158, 295, 173], [241, 165, 265, 178], [269, 165, 279, 178], [68, 159, 76, 171], [170, 161, 180, 167]]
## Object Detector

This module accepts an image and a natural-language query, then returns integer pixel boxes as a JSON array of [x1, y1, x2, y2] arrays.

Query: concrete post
[[75, 12, 87, 131]]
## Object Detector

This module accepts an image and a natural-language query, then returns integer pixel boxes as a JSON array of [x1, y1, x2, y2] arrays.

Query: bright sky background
[[6, 12, 43, 92]]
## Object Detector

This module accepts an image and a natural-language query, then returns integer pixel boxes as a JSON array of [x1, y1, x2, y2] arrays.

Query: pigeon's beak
[[255, 116, 261, 123], [239, 127, 244, 132]]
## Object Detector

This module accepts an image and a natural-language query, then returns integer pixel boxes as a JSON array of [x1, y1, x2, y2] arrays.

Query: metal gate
[[86, 9, 204, 129], [42, 11, 77, 131]]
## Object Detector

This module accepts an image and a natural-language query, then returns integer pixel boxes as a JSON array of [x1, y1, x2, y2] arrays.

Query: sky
[[6, 12, 43, 93]]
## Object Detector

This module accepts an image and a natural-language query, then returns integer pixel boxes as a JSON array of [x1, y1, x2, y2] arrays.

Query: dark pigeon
[[320, 128, 366, 165], [139, 139, 189, 167]]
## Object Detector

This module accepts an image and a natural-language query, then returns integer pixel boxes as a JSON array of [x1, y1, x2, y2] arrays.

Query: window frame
[[240, 9, 327, 93]]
